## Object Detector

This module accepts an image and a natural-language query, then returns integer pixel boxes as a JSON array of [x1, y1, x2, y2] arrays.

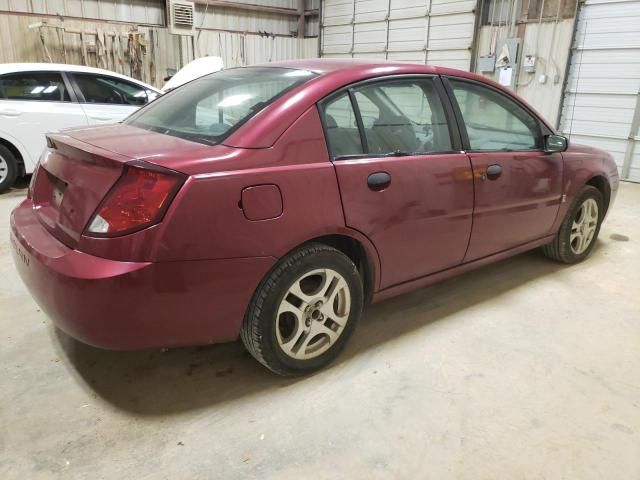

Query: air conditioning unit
[[168, 0, 195, 36]]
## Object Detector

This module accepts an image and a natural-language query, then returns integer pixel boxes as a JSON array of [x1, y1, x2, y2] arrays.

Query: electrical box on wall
[[524, 55, 537, 73], [494, 38, 520, 88], [169, 0, 195, 36], [478, 55, 496, 73]]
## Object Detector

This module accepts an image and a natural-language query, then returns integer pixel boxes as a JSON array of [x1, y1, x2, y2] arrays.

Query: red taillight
[[85, 163, 185, 237]]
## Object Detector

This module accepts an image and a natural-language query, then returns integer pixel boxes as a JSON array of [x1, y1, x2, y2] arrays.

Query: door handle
[[0, 108, 21, 117], [89, 115, 113, 121], [485, 164, 502, 180], [367, 172, 391, 191]]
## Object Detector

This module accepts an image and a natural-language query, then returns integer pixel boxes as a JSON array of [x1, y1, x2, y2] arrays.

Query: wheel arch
[[278, 230, 381, 305], [309, 234, 377, 304], [585, 174, 611, 215], [0, 134, 29, 176]]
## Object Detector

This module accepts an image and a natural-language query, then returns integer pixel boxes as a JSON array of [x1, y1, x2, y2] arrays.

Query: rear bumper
[[10, 199, 275, 350]]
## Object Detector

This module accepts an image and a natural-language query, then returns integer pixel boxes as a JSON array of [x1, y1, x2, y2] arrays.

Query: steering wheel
[[107, 90, 125, 104]]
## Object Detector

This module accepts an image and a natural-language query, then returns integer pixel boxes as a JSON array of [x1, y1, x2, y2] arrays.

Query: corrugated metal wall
[[559, 0, 640, 182], [193, 1, 295, 36], [0, 0, 314, 33], [475, 19, 575, 125], [306, 0, 320, 37], [189, 31, 318, 68], [0, 0, 165, 24], [320, 0, 477, 70]]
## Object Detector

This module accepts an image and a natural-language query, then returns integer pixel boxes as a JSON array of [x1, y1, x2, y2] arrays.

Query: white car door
[[68, 72, 157, 124], [0, 71, 88, 170]]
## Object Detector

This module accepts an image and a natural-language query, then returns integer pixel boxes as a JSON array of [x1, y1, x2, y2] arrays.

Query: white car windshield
[[126, 67, 317, 145]]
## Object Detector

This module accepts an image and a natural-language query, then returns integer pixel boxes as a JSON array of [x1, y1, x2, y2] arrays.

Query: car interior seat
[[324, 114, 363, 157]]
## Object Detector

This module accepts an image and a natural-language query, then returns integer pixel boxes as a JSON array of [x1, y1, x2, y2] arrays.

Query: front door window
[[449, 79, 541, 151]]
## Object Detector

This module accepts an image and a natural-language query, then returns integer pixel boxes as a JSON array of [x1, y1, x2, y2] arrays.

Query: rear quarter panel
[[152, 106, 381, 287]]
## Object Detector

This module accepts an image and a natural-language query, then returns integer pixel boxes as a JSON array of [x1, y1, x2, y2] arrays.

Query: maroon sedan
[[10, 60, 619, 375]]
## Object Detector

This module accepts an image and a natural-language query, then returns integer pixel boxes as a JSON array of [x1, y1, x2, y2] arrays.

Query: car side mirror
[[544, 134, 568, 153]]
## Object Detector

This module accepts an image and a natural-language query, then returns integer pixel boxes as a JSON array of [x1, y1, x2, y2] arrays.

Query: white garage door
[[559, 0, 640, 182], [321, 0, 477, 70]]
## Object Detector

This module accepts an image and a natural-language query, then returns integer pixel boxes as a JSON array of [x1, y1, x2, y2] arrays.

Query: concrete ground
[[1, 180, 638, 480]]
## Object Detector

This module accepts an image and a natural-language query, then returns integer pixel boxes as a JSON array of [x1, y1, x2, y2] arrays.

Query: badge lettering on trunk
[[10, 236, 29, 267]]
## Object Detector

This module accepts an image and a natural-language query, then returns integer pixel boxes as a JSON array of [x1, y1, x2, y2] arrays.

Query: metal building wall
[[475, 19, 575, 125], [0, 0, 316, 34], [559, 0, 640, 182], [306, 0, 320, 37], [0, 0, 165, 24], [188, 31, 318, 67], [320, 0, 477, 70], [193, 2, 296, 36]]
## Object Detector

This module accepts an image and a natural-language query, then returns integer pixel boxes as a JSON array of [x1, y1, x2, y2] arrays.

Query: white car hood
[[162, 56, 224, 92]]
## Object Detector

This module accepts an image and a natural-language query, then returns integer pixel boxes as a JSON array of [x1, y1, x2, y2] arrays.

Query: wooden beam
[[193, 0, 318, 17]]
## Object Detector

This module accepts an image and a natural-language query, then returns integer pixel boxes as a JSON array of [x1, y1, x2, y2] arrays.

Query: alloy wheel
[[570, 198, 599, 255], [0, 155, 8, 184], [276, 268, 351, 360]]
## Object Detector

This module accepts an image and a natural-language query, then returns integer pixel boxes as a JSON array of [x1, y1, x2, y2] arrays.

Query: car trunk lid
[[64, 123, 219, 165], [32, 133, 133, 247], [31, 124, 236, 247]]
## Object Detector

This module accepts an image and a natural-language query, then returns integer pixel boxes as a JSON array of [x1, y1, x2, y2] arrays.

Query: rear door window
[[0, 72, 71, 102], [72, 73, 152, 105], [322, 92, 364, 158], [351, 79, 452, 155]]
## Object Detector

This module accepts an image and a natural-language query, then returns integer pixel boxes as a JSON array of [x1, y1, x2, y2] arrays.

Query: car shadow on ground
[[54, 247, 577, 417]]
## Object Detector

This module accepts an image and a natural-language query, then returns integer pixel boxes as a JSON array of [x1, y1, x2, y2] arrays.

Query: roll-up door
[[321, 0, 477, 70], [559, 0, 640, 181]]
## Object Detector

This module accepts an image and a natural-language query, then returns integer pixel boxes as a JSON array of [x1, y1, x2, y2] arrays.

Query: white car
[[162, 56, 224, 92], [0, 63, 161, 191]]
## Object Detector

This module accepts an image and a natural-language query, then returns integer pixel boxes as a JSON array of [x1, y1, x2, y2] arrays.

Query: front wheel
[[543, 185, 604, 263], [241, 243, 364, 376]]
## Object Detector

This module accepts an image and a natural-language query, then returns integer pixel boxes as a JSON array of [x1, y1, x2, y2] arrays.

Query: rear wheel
[[0, 144, 19, 193], [543, 185, 604, 263], [241, 243, 363, 376]]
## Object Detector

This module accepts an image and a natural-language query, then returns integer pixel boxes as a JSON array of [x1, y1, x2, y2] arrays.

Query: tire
[[0, 144, 19, 193], [241, 243, 364, 376], [543, 185, 604, 264]]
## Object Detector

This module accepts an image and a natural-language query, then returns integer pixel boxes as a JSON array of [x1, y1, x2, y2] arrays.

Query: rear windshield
[[125, 67, 317, 145]]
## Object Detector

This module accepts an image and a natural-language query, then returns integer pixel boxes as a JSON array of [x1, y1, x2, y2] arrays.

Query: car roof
[[251, 58, 499, 91], [0, 63, 161, 92], [256, 58, 469, 77], [224, 58, 555, 148]]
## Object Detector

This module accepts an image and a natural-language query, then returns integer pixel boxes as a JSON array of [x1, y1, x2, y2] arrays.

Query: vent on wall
[[169, 0, 195, 36]]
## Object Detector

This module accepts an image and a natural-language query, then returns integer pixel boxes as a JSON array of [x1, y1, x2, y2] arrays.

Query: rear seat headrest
[[325, 114, 338, 128]]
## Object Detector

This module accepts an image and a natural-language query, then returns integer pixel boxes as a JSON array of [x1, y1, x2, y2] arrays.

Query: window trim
[[66, 72, 150, 106], [0, 70, 76, 103], [348, 89, 369, 154], [442, 76, 553, 153], [317, 74, 463, 162]]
